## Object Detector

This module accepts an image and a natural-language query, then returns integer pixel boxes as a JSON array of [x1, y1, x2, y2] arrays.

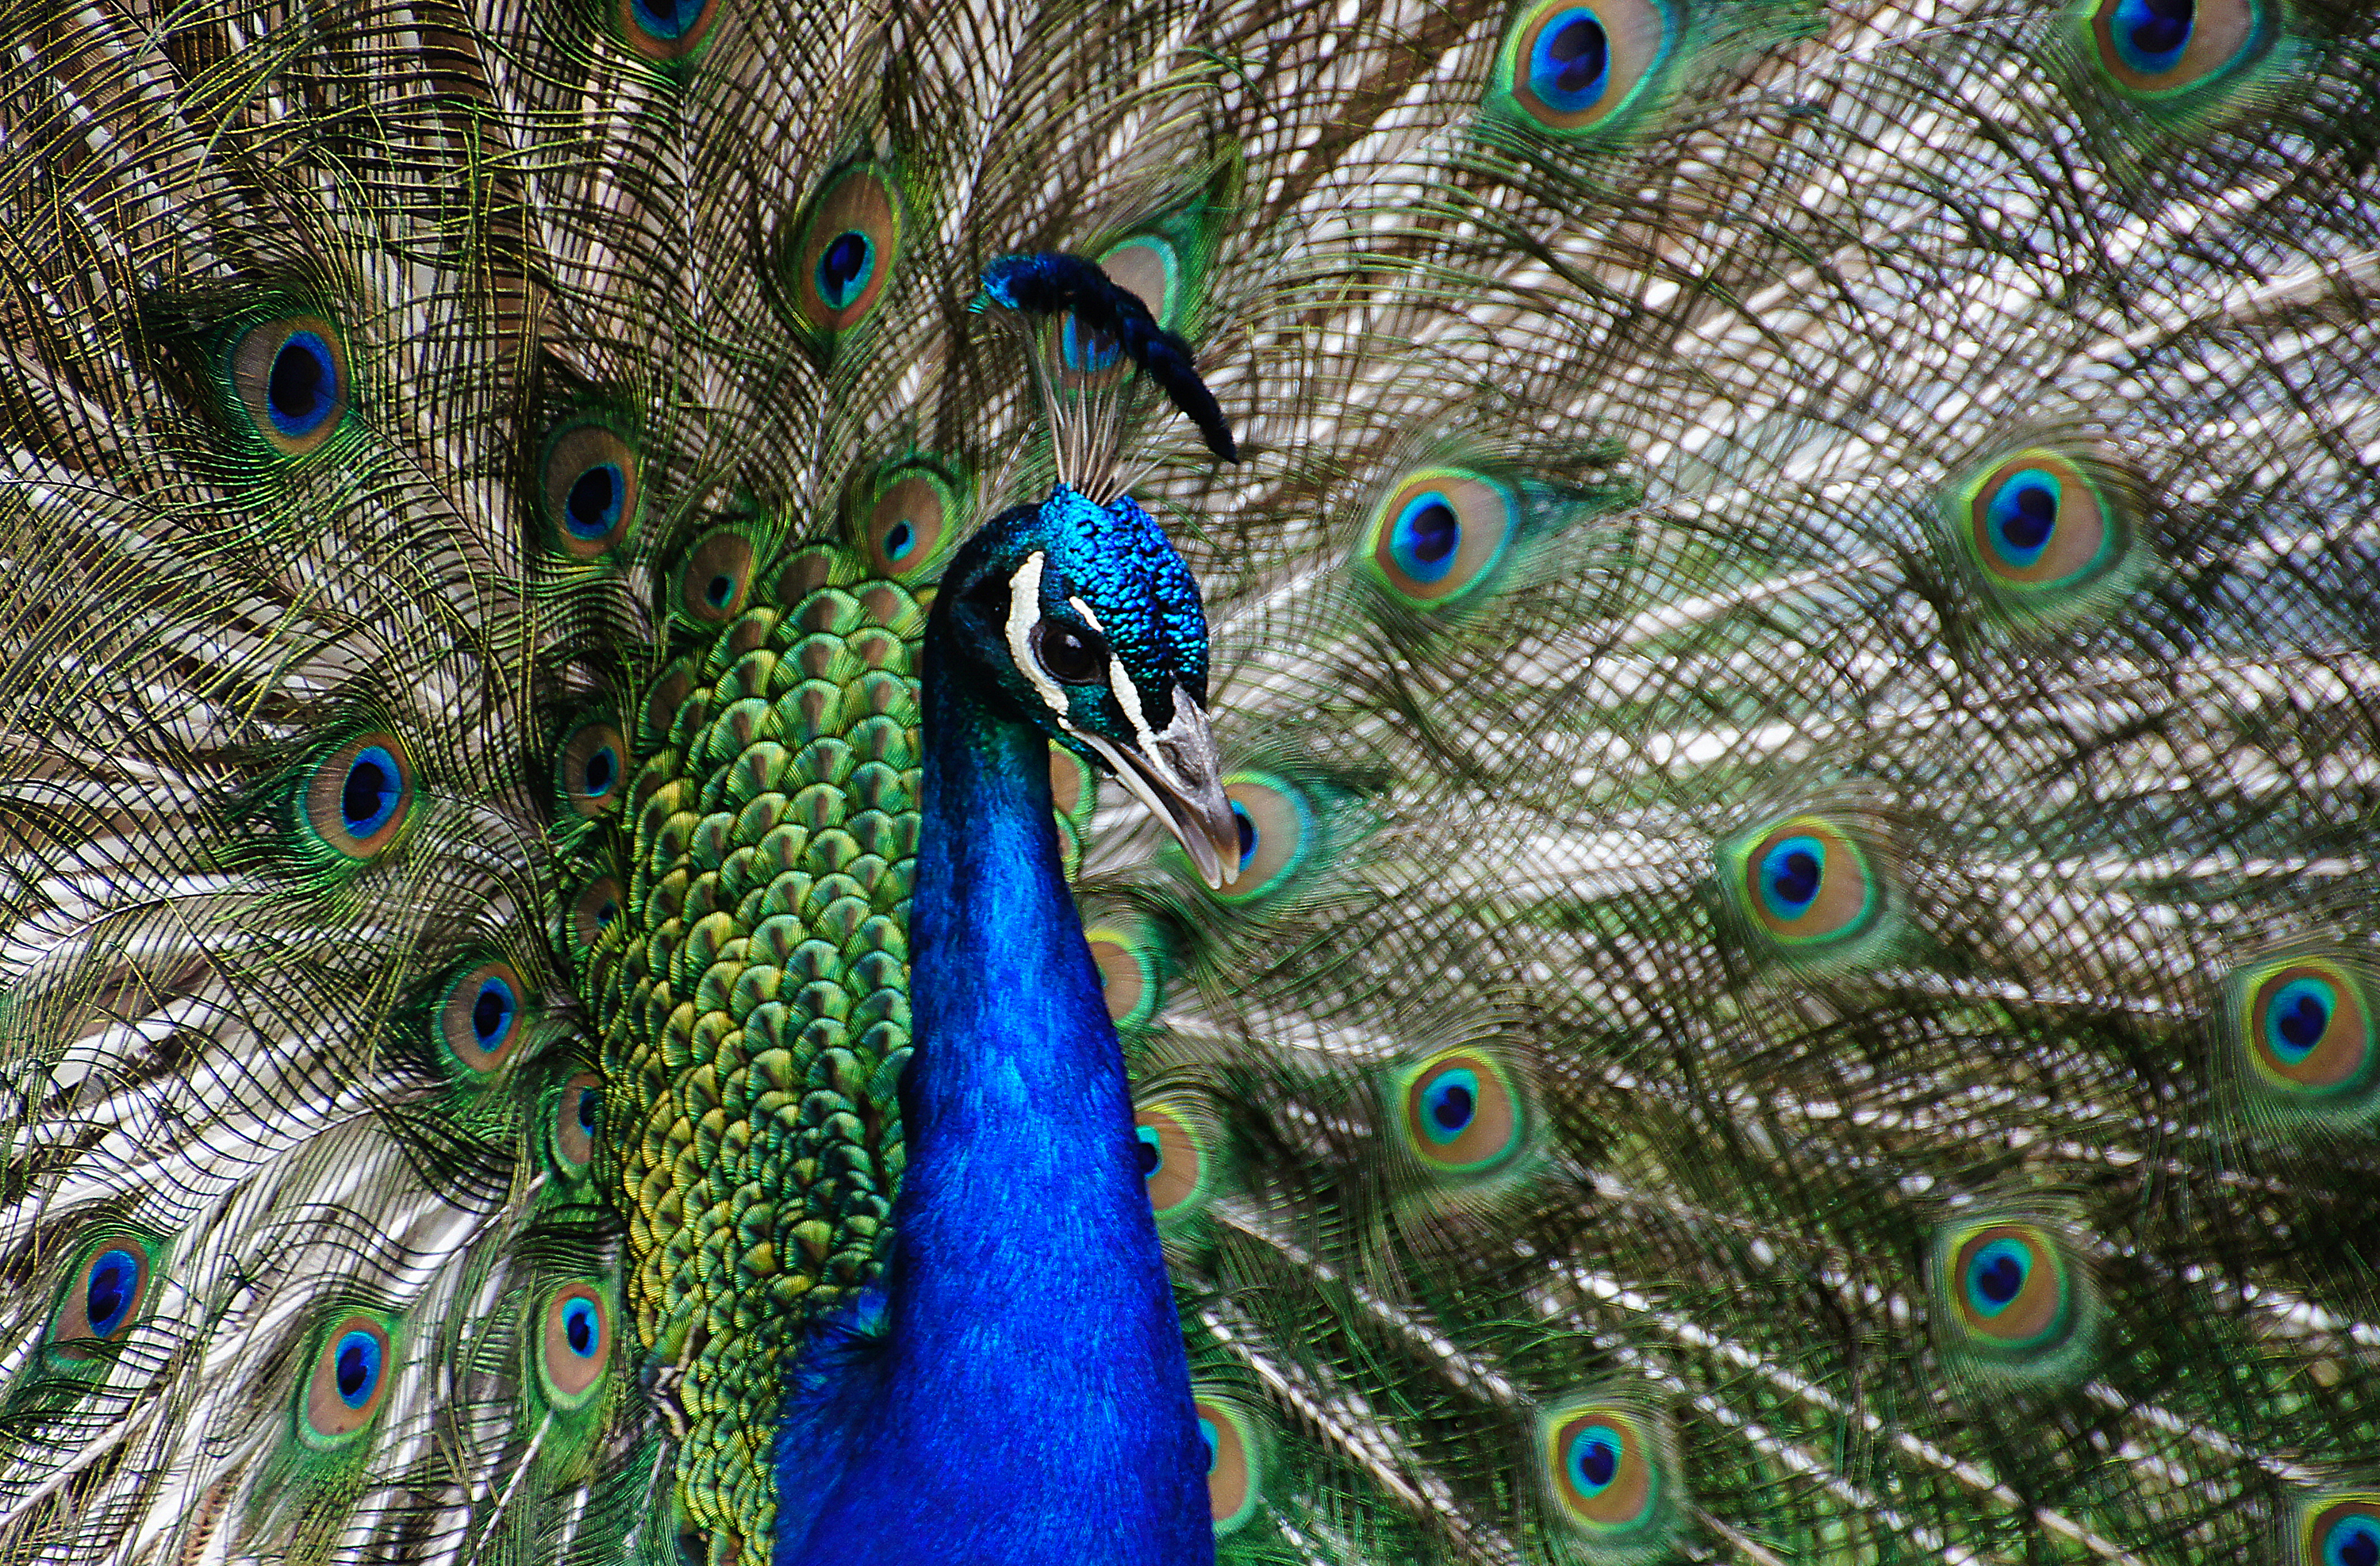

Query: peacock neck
[[904, 651, 1127, 1197], [785, 631, 1210, 1563]]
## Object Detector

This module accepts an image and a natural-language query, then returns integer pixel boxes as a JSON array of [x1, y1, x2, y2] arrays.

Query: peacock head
[[933, 484, 1240, 890]]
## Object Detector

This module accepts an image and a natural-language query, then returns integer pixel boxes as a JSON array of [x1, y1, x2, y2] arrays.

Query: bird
[[0, 0, 2375, 1560]]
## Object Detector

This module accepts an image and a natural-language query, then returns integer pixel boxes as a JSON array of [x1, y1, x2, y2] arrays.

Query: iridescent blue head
[[932, 484, 1239, 888]]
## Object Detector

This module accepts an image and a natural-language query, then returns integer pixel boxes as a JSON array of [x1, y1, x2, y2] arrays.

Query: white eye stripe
[[1006, 554, 1073, 719], [1107, 656, 1160, 754], [1069, 595, 1104, 632]]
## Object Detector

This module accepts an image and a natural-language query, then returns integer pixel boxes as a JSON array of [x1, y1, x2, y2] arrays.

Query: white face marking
[[1106, 654, 1160, 756], [1070, 595, 1159, 754], [1005, 553, 1073, 720]]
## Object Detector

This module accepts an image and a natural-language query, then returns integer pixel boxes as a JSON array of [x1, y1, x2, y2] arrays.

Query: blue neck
[[777, 639, 1210, 1564]]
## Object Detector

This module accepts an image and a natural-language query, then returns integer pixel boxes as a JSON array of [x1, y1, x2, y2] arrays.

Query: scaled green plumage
[[597, 545, 927, 1542]]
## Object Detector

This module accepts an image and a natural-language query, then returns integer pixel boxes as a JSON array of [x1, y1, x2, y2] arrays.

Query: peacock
[[0, 0, 2375, 1559]]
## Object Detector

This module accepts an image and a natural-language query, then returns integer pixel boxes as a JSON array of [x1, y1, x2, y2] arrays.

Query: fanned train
[[0, 0, 2375, 1561]]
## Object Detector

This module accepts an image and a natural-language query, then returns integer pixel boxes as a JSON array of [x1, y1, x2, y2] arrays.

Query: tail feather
[[2, 0, 2379, 1560]]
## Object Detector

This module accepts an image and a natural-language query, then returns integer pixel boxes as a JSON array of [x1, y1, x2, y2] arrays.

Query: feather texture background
[[0, 0, 2375, 1560]]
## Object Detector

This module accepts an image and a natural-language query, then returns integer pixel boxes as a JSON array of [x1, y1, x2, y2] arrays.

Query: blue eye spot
[[2267, 977, 2335, 1062], [1230, 802, 1257, 871], [267, 332, 340, 439], [1531, 10, 1612, 109], [2111, 0, 2193, 72], [1134, 1124, 1163, 1177], [1965, 1239, 2029, 1314], [2326, 1515, 2380, 1566], [84, 1249, 140, 1338], [629, 0, 703, 40], [540, 1288, 611, 1401], [1061, 314, 1123, 374], [1566, 1424, 1622, 1495], [1197, 1416, 1219, 1472], [334, 1330, 382, 1408], [1361, 469, 1521, 607], [341, 747, 402, 838], [816, 232, 875, 309], [1759, 836, 1824, 917], [576, 1087, 600, 1134], [1985, 470, 2059, 567], [582, 745, 618, 800], [1389, 493, 1461, 583], [1419, 1069, 1480, 1144], [565, 463, 626, 539], [471, 976, 517, 1050], [562, 1298, 599, 1357], [882, 520, 916, 561]]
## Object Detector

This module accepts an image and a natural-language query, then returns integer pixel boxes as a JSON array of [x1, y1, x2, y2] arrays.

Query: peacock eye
[[1195, 1396, 1266, 1533], [1132, 1102, 1210, 1219], [438, 959, 527, 1075], [1538, 1400, 1678, 1549], [300, 1313, 395, 1445], [1927, 1215, 2097, 1390], [1031, 620, 1106, 685], [49, 1237, 155, 1361], [2307, 1498, 2380, 1566], [536, 1283, 612, 1405]]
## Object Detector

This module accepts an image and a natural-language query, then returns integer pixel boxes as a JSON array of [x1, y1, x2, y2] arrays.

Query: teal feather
[[0, 0, 2377, 1561]]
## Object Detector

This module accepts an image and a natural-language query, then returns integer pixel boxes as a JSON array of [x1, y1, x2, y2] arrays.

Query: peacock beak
[[1073, 693, 1241, 891]]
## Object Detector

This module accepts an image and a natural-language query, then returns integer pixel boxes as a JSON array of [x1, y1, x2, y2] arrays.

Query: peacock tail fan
[[0, 0, 2376, 1562]]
